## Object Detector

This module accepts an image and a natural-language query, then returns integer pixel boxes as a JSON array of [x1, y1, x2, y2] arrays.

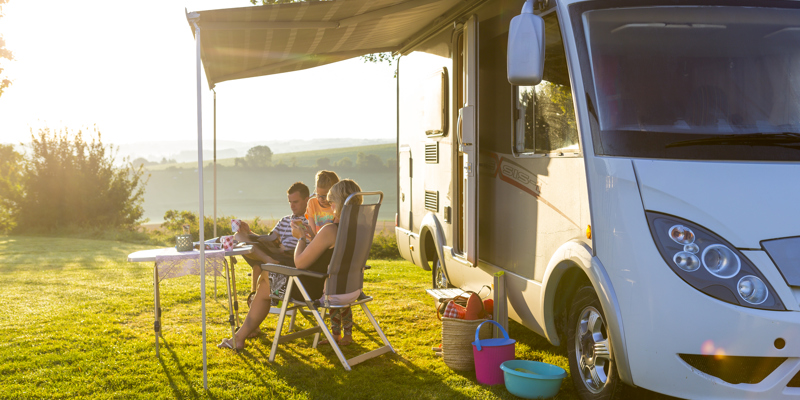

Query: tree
[[0, 0, 14, 97], [133, 157, 156, 168], [356, 152, 384, 171], [336, 157, 353, 169], [385, 157, 397, 170], [16, 127, 148, 232], [245, 145, 273, 167], [0, 144, 23, 233], [316, 157, 331, 169]]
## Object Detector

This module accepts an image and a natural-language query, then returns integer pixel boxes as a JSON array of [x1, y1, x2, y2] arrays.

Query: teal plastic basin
[[500, 360, 567, 399]]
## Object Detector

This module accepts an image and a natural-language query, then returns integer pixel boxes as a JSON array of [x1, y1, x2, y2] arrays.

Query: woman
[[218, 179, 362, 350]]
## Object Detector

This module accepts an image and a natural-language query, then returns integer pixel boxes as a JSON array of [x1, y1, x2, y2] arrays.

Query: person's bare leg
[[243, 247, 277, 292], [223, 274, 272, 350]]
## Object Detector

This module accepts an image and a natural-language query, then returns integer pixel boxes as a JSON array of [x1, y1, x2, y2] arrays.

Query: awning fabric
[[188, 0, 465, 88]]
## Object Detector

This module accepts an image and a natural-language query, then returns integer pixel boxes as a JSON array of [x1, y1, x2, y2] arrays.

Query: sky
[[0, 0, 398, 147]]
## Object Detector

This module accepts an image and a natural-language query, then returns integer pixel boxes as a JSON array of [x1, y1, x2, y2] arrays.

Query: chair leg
[[269, 277, 295, 362], [290, 281, 351, 371], [360, 303, 395, 353], [310, 307, 351, 371]]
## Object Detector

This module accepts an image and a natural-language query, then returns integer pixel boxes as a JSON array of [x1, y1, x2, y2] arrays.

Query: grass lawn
[[0, 235, 578, 399]]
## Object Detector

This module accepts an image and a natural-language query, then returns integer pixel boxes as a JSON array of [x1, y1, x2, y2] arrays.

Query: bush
[[0, 144, 23, 233], [14, 127, 148, 233], [160, 210, 273, 241], [369, 231, 401, 260]]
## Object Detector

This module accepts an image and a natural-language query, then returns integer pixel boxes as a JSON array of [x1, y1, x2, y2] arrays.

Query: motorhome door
[[456, 16, 478, 266]]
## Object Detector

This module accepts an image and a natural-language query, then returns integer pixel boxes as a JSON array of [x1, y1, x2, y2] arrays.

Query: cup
[[221, 235, 235, 252], [231, 219, 242, 233]]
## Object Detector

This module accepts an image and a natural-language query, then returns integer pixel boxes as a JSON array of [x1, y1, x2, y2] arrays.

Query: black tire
[[567, 285, 624, 400], [432, 258, 452, 289]]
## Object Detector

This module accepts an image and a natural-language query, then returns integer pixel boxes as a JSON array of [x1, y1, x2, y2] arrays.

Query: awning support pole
[[190, 15, 209, 391], [213, 88, 217, 238]]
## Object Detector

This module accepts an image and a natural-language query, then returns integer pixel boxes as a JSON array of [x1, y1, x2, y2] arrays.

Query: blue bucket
[[500, 360, 567, 399]]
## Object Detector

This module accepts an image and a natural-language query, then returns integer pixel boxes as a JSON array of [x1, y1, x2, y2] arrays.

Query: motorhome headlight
[[738, 276, 768, 305], [702, 244, 740, 278], [669, 225, 695, 245], [646, 212, 784, 311], [673, 251, 700, 272]]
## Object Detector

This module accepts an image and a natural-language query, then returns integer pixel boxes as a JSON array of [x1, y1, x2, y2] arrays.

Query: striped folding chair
[[261, 191, 395, 370]]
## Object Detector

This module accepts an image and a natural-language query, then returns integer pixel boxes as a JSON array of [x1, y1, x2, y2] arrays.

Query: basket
[[442, 317, 492, 371], [175, 234, 193, 252]]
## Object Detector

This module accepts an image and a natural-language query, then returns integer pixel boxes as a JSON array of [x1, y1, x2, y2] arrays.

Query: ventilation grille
[[425, 143, 438, 163], [424, 191, 438, 212], [679, 354, 786, 385]]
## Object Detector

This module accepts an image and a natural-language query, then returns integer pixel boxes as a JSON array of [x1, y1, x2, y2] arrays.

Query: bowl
[[500, 360, 567, 399]]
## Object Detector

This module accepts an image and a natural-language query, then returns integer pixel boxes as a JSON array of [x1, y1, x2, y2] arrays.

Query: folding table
[[127, 245, 253, 355]]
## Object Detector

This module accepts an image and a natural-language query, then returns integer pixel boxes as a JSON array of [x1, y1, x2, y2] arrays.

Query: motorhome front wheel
[[567, 285, 623, 400]]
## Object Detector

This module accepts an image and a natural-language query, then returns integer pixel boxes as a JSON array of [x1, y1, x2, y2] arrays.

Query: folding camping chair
[[261, 191, 395, 370]]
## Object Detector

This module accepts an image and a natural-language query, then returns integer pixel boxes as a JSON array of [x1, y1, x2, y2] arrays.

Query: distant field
[[146, 143, 397, 171], [141, 168, 397, 224], [140, 144, 398, 225]]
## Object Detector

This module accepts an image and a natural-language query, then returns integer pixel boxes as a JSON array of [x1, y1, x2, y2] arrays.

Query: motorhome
[[393, 0, 800, 399]]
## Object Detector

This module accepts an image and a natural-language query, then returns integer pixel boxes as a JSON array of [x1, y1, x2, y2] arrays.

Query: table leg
[[230, 256, 241, 326], [153, 262, 161, 357], [223, 258, 236, 349]]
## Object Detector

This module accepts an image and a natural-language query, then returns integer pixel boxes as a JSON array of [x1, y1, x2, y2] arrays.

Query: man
[[236, 181, 310, 296]]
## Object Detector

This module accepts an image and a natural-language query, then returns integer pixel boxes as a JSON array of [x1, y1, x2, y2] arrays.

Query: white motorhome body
[[395, 0, 800, 398]]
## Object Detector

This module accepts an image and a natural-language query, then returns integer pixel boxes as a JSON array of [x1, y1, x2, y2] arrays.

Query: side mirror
[[507, 0, 545, 86]]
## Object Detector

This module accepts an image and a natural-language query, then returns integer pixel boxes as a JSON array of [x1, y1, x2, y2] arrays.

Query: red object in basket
[[483, 298, 494, 314]]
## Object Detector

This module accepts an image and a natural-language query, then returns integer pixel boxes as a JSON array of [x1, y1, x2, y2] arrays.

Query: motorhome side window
[[513, 13, 579, 156]]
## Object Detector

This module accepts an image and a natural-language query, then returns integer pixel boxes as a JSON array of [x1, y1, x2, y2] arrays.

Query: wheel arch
[[540, 239, 634, 385], [419, 212, 446, 272]]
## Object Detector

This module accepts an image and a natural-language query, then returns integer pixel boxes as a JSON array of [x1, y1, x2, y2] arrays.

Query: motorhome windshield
[[577, 4, 800, 161]]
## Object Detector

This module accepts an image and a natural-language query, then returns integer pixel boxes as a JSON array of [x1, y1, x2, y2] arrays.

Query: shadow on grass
[[233, 318, 479, 400], [159, 337, 204, 400]]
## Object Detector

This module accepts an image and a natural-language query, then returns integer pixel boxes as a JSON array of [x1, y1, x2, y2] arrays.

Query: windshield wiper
[[666, 132, 800, 149]]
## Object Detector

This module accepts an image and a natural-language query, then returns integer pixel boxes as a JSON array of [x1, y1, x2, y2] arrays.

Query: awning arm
[[213, 46, 397, 84]]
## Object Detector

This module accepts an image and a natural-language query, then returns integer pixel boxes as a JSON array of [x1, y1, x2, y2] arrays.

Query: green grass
[[0, 235, 578, 399]]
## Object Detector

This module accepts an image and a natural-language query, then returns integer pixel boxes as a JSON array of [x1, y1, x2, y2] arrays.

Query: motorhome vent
[[424, 190, 438, 212], [679, 354, 785, 385], [425, 143, 439, 163]]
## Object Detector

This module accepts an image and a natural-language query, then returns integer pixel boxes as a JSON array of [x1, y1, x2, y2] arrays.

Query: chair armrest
[[261, 263, 328, 279]]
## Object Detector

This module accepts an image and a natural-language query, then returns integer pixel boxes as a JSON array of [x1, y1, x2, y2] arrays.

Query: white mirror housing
[[507, 1, 545, 86]]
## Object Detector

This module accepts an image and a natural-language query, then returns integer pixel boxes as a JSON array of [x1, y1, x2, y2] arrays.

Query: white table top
[[127, 245, 254, 263]]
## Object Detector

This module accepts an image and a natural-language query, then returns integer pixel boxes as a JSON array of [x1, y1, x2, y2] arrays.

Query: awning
[[187, 0, 468, 88]]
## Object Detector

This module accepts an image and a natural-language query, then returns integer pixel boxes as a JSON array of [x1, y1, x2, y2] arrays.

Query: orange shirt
[[305, 197, 335, 233]]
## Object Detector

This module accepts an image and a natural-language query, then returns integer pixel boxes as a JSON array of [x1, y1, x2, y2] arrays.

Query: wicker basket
[[441, 317, 492, 371], [175, 234, 193, 252]]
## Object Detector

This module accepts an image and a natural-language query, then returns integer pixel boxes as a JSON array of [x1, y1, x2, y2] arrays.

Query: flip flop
[[217, 337, 242, 351]]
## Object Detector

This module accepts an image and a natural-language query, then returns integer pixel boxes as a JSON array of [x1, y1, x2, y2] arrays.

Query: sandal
[[217, 337, 243, 351]]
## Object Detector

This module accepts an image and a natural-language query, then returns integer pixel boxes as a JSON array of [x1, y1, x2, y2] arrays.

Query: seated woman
[[218, 179, 362, 350]]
